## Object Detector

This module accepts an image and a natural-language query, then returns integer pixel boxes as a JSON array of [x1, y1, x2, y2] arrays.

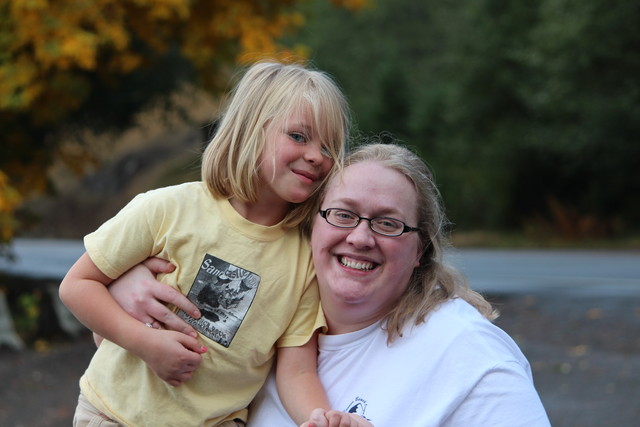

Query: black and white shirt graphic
[[178, 254, 260, 347]]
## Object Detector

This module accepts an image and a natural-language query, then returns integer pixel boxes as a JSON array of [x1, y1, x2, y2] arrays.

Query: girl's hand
[[108, 257, 201, 336], [134, 327, 206, 386], [301, 409, 374, 427]]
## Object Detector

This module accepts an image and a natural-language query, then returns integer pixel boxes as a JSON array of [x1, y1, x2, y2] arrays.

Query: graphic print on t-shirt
[[177, 254, 260, 347], [346, 397, 370, 421]]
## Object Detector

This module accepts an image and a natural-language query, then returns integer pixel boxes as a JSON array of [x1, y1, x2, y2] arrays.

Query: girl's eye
[[289, 132, 307, 143]]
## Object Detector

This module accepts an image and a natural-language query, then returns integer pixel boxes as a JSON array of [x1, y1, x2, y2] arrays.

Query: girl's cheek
[[321, 158, 334, 177]]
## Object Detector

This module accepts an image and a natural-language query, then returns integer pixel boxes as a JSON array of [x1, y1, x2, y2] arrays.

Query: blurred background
[[0, 0, 639, 426]]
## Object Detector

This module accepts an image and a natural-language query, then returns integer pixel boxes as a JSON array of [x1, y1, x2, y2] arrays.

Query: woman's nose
[[345, 221, 375, 248]]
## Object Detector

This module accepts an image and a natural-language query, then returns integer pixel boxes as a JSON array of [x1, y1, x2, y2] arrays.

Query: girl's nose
[[304, 142, 324, 164]]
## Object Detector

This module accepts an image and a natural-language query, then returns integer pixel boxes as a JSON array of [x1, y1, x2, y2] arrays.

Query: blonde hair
[[201, 61, 350, 228], [327, 141, 498, 343]]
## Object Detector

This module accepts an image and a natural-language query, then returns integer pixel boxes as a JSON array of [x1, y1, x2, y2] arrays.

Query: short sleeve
[[276, 275, 324, 348], [84, 191, 162, 279], [444, 360, 551, 426]]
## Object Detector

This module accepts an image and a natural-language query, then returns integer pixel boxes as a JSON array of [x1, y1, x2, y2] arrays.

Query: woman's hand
[[108, 257, 201, 336], [300, 409, 374, 427]]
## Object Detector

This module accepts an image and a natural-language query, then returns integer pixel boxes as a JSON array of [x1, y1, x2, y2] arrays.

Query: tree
[[0, 170, 20, 254], [0, 0, 365, 248], [296, 0, 640, 238], [512, 0, 640, 237]]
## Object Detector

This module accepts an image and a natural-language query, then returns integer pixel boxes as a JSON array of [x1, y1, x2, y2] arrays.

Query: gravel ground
[[1, 291, 639, 427]]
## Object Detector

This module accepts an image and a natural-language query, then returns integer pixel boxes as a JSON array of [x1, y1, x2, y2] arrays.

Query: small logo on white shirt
[[346, 397, 370, 421]]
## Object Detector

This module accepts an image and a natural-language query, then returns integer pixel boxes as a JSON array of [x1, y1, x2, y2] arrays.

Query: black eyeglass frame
[[319, 208, 420, 237]]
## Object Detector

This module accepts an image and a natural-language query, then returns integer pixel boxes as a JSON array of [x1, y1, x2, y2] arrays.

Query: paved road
[[446, 248, 640, 297], [2, 238, 639, 296]]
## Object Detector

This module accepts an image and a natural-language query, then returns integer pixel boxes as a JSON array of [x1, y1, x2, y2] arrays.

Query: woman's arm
[[60, 253, 205, 386], [60, 252, 161, 348], [108, 257, 201, 335]]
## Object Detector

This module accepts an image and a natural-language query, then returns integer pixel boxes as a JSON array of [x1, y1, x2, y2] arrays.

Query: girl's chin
[[288, 192, 313, 204]]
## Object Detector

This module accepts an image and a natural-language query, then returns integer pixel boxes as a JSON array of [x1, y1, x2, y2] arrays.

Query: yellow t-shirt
[[81, 182, 320, 426]]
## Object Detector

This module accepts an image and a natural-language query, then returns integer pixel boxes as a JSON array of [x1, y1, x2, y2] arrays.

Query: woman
[[108, 142, 550, 426]]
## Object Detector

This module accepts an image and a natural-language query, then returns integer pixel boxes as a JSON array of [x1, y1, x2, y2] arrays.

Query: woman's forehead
[[329, 161, 395, 187], [325, 162, 416, 210]]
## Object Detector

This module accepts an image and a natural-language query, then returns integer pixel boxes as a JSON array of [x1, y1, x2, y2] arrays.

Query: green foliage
[[514, 0, 640, 235], [12, 291, 42, 341], [297, 0, 640, 238]]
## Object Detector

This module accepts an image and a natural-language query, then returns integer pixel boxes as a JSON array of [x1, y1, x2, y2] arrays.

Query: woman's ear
[[415, 239, 430, 268]]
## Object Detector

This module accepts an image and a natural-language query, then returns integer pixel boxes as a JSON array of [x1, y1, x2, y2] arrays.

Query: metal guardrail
[[0, 239, 86, 350]]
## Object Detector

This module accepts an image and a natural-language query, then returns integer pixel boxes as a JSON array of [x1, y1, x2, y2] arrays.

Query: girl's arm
[[276, 332, 330, 425], [277, 336, 373, 427], [59, 252, 205, 386]]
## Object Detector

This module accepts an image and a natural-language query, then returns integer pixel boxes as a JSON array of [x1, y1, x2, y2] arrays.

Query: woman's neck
[[323, 304, 387, 335]]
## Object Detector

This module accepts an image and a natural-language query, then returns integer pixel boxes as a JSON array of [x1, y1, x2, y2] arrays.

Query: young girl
[[59, 61, 350, 426]]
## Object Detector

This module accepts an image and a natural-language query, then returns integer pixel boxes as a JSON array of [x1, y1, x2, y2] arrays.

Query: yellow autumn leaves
[[0, 171, 21, 244], [0, 0, 367, 245], [1, 0, 368, 114]]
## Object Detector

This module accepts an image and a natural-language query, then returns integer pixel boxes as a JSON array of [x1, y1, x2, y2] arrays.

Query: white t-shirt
[[248, 297, 550, 426]]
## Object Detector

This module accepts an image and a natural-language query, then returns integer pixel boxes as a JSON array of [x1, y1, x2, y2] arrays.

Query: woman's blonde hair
[[201, 61, 350, 228], [327, 140, 498, 343]]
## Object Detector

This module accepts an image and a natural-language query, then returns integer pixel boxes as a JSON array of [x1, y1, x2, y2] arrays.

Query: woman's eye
[[320, 146, 331, 158], [376, 218, 401, 231], [334, 211, 356, 222]]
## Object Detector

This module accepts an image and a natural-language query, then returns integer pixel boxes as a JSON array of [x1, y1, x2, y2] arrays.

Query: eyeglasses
[[319, 208, 420, 237]]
